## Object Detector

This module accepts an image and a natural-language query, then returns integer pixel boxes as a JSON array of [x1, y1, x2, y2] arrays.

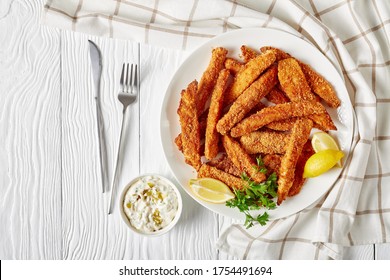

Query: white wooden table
[[1, 0, 389, 260]]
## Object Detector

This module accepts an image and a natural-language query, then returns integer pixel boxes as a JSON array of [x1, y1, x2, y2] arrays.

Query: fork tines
[[120, 63, 138, 94]]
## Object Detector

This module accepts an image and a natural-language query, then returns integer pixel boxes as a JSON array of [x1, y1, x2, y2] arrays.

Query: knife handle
[[95, 98, 108, 193]]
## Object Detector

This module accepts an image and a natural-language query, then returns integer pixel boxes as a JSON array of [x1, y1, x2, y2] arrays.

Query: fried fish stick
[[205, 69, 230, 160], [175, 109, 209, 152], [261, 46, 340, 108], [208, 153, 241, 177], [288, 141, 315, 197], [245, 101, 267, 119], [266, 118, 297, 131], [277, 118, 313, 205], [266, 115, 336, 131], [231, 100, 326, 137], [278, 58, 315, 102], [263, 154, 282, 176], [261, 47, 340, 107], [222, 135, 266, 183], [197, 47, 228, 114], [174, 134, 183, 152], [299, 62, 341, 108], [260, 46, 291, 61], [198, 164, 243, 190], [240, 45, 259, 62], [224, 49, 276, 105], [217, 66, 278, 135], [177, 80, 201, 170], [225, 57, 243, 74], [266, 87, 290, 104], [309, 113, 337, 131], [240, 131, 290, 154]]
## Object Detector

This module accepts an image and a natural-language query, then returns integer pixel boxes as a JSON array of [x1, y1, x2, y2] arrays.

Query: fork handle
[[108, 106, 128, 214]]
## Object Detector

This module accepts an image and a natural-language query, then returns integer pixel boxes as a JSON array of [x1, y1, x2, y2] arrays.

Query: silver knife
[[88, 40, 108, 193]]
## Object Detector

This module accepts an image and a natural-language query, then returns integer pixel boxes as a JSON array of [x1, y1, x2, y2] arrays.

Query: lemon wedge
[[303, 149, 344, 178], [311, 132, 340, 152], [311, 132, 342, 167], [189, 178, 235, 204]]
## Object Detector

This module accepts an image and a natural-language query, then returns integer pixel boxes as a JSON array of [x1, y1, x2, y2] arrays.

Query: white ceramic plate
[[160, 28, 354, 221]]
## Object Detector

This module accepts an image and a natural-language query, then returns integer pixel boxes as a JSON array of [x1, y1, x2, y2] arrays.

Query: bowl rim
[[119, 173, 183, 237]]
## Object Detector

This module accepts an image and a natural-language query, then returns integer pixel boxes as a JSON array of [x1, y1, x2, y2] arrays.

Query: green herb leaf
[[226, 156, 279, 228], [256, 212, 269, 226]]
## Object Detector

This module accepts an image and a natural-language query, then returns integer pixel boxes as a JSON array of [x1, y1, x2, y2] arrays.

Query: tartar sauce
[[123, 175, 179, 233]]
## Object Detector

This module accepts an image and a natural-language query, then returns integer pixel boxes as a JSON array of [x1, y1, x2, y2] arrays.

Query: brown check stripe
[[42, 0, 390, 259]]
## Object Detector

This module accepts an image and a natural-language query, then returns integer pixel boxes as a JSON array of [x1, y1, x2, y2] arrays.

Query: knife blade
[[89, 40, 108, 193]]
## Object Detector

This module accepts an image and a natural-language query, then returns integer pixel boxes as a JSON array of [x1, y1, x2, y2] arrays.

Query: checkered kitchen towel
[[42, 0, 390, 259]]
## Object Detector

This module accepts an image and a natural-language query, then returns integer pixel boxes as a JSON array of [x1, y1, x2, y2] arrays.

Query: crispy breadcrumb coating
[[177, 80, 202, 170], [240, 130, 290, 154], [217, 66, 278, 135], [197, 47, 228, 114], [222, 135, 266, 183], [205, 69, 230, 160], [198, 164, 243, 190], [277, 118, 313, 205], [231, 100, 326, 137], [224, 49, 276, 105]]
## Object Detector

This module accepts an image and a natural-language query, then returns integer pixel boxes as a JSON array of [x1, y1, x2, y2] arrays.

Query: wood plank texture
[[376, 243, 390, 260], [0, 0, 61, 259], [61, 31, 141, 259], [343, 245, 374, 260]]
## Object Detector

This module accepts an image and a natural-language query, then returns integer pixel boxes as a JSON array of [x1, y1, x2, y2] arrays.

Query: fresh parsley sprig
[[226, 156, 278, 228]]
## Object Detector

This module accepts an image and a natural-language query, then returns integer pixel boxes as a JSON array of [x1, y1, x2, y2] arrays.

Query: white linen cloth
[[42, 0, 390, 259]]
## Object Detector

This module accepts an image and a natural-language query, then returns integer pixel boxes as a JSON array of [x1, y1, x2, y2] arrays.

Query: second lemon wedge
[[303, 149, 344, 178], [189, 178, 235, 204]]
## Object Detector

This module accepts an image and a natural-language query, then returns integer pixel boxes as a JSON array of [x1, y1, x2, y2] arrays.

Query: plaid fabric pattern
[[42, 0, 390, 259]]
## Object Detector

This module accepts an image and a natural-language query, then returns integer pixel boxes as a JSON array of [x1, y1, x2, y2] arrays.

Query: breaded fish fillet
[[266, 115, 336, 131], [277, 58, 337, 130], [175, 109, 209, 152], [260, 46, 291, 61], [299, 62, 341, 108], [198, 164, 243, 190], [197, 47, 228, 114], [263, 154, 282, 176], [247, 101, 266, 116], [216, 66, 278, 135], [288, 141, 315, 197], [277, 118, 313, 205], [262, 47, 340, 108], [240, 45, 259, 62], [230, 100, 326, 137], [224, 49, 276, 105], [278, 58, 315, 102], [266, 118, 297, 131], [240, 130, 290, 154], [205, 69, 230, 160], [224, 57, 243, 74], [222, 135, 266, 183], [261, 46, 340, 108], [309, 113, 337, 131], [177, 80, 201, 170], [208, 153, 241, 177], [266, 87, 290, 104]]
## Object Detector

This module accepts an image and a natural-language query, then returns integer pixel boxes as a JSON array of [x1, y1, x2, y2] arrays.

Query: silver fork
[[108, 63, 138, 215]]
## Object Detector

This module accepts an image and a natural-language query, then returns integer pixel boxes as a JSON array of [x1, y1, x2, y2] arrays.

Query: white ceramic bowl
[[119, 174, 183, 237]]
